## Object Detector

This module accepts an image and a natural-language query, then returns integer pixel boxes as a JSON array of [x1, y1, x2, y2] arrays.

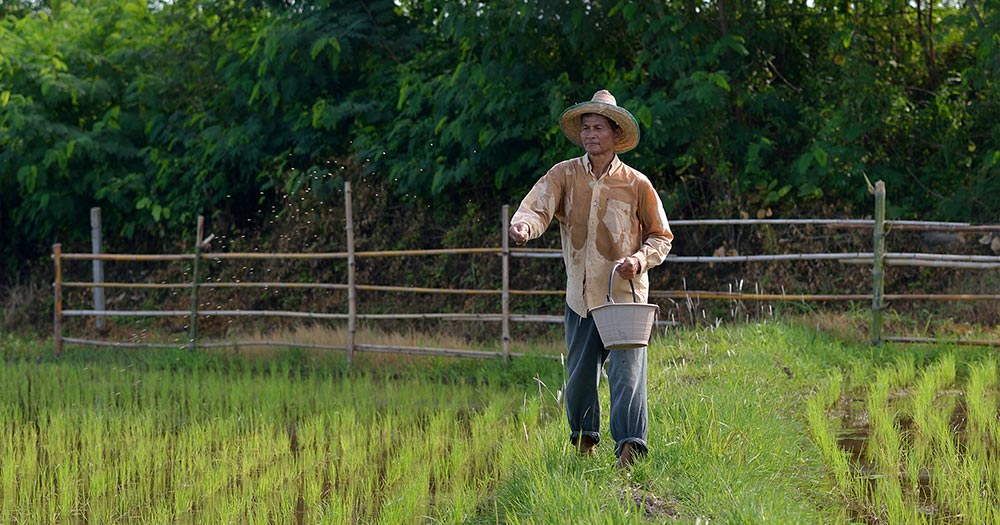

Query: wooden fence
[[52, 180, 1000, 358]]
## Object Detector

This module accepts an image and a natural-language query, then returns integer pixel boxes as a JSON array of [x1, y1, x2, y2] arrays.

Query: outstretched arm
[[509, 168, 564, 244]]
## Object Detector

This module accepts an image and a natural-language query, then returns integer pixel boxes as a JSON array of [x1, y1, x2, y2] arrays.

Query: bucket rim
[[588, 302, 659, 316]]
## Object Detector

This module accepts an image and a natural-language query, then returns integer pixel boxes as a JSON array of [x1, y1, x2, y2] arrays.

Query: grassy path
[[501, 321, 864, 524]]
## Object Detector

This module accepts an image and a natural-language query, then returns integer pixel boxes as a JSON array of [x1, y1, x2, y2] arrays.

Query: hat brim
[[560, 101, 640, 154]]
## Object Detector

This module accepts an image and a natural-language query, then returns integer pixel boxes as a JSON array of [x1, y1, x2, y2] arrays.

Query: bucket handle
[[607, 263, 639, 304]]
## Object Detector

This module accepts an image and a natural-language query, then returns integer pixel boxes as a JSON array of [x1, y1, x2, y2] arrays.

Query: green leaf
[[812, 147, 829, 168], [434, 117, 448, 135], [709, 72, 731, 91], [309, 37, 327, 59], [636, 106, 653, 129], [311, 99, 327, 128]]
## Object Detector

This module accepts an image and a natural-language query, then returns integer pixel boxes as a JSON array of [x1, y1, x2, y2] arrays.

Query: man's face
[[580, 114, 621, 157]]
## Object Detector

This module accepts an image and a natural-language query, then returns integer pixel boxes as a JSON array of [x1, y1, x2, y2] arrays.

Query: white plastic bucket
[[588, 263, 659, 350]]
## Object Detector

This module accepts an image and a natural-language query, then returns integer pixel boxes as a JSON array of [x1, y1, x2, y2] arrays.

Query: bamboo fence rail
[[884, 337, 1000, 347], [671, 217, 1000, 233], [51, 180, 1000, 356]]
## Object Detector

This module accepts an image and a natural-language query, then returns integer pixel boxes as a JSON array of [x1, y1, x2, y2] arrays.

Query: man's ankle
[[575, 434, 597, 455]]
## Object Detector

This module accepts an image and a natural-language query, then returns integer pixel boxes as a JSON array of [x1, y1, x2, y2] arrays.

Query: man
[[509, 89, 673, 469]]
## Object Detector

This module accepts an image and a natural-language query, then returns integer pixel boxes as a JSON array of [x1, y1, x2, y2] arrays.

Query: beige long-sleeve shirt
[[511, 154, 673, 317]]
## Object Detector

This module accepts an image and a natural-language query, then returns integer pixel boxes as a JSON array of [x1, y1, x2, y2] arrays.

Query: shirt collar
[[583, 154, 621, 179]]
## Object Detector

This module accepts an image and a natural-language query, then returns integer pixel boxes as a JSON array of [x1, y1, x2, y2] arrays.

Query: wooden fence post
[[501, 205, 511, 363], [188, 216, 204, 351], [53, 243, 63, 355], [345, 182, 356, 365], [872, 181, 886, 345], [91, 207, 106, 332]]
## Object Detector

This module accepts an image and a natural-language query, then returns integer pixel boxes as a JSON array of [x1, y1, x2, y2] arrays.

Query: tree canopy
[[2, 0, 998, 279]]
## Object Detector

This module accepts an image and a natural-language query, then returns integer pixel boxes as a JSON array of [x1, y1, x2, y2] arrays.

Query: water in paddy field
[[834, 389, 989, 524]]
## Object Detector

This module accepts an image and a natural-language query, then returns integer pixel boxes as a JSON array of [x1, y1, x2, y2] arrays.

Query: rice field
[[808, 353, 1000, 524], [6, 318, 997, 524], [0, 343, 565, 524]]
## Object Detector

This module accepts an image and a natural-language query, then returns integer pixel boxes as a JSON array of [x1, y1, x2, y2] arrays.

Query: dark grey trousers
[[564, 305, 649, 458]]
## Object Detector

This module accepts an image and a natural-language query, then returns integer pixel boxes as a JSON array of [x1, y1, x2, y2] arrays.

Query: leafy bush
[[2, 0, 999, 285]]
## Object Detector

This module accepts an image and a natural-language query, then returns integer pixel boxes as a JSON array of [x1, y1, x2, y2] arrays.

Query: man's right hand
[[509, 222, 530, 245]]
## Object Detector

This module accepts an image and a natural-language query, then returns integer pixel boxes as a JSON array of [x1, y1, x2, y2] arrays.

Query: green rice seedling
[[806, 371, 858, 501], [901, 436, 924, 507], [891, 354, 918, 388], [319, 456, 351, 523], [378, 465, 430, 525], [879, 471, 929, 524], [965, 360, 998, 459], [953, 449, 991, 522], [895, 354, 1000, 524], [17, 423, 40, 512], [908, 355, 953, 467], [431, 410, 466, 494], [866, 368, 916, 523], [985, 459, 1000, 520], [467, 404, 504, 484], [0, 462, 11, 514], [908, 357, 959, 517], [295, 418, 328, 524], [867, 368, 903, 473]]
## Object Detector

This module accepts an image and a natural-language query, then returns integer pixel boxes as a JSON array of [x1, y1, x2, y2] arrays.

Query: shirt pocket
[[602, 199, 633, 253]]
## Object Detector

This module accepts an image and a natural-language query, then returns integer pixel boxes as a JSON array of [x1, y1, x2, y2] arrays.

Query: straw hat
[[560, 89, 640, 154]]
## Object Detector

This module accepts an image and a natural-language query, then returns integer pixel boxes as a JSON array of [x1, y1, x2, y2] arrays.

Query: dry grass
[[236, 322, 474, 349], [204, 322, 564, 360], [793, 308, 1000, 345], [1, 280, 48, 335]]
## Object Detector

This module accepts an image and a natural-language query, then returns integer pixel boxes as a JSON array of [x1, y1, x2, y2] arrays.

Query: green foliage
[[2, 0, 999, 281], [354, 1, 593, 200], [1, 0, 148, 261], [0, 0, 410, 272]]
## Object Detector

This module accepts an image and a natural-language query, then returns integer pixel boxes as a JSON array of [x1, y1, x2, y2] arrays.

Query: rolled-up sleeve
[[633, 181, 673, 273]]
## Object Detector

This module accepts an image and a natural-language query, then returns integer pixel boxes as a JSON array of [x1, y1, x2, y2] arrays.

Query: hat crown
[[591, 89, 617, 105], [590, 89, 618, 106]]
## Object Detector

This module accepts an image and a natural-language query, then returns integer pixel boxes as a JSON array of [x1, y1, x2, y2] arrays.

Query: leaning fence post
[[90, 207, 106, 333], [345, 182, 356, 365], [53, 243, 63, 355], [188, 216, 204, 351], [872, 180, 886, 345], [501, 205, 511, 364]]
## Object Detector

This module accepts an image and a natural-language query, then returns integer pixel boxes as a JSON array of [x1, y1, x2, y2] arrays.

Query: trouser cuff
[[570, 430, 601, 446], [615, 438, 648, 458]]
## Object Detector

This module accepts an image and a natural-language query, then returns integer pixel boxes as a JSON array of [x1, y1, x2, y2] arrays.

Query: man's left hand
[[615, 256, 640, 280]]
